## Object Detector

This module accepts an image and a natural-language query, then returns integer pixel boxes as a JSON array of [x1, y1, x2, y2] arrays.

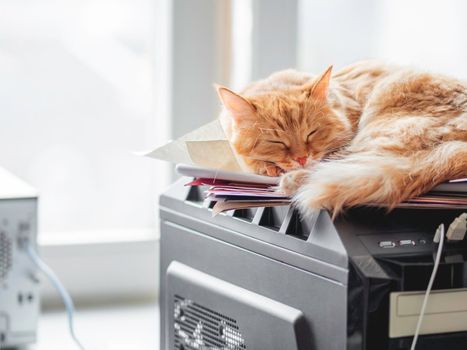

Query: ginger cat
[[216, 61, 467, 214]]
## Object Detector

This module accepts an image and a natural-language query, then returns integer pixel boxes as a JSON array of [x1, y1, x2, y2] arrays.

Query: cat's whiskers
[[212, 168, 219, 184], [243, 155, 274, 163]]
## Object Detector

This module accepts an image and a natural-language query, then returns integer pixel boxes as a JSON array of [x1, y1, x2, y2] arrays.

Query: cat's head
[[217, 66, 351, 174]]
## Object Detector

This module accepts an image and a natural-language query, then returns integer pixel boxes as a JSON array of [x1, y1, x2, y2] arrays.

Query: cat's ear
[[215, 85, 256, 122], [305, 65, 333, 101]]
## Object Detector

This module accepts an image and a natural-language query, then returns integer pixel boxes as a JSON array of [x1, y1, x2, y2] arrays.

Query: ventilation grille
[[185, 183, 317, 241], [0, 231, 12, 282], [174, 295, 247, 350]]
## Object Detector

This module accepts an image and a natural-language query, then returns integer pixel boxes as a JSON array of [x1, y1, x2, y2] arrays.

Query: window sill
[[37, 300, 159, 349], [38, 229, 159, 308]]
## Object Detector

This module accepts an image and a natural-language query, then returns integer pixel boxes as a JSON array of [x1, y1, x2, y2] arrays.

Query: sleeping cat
[[216, 61, 467, 215]]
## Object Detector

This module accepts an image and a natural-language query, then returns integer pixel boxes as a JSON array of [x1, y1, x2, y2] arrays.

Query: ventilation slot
[[174, 295, 247, 350], [0, 231, 12, 282], [258, 206, 289, 231], [284, 210, 313, 240], [233, 208, 257, 222], [186, 186, 206, 207]]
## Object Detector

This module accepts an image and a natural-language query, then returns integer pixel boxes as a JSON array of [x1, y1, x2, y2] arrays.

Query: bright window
[[0, 0, 169, 239], [298, 0, 467, 78]]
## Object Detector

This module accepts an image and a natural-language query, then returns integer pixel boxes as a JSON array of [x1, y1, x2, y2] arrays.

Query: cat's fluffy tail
[[293, 142, 467, 218], [294, 152, 408, 217]]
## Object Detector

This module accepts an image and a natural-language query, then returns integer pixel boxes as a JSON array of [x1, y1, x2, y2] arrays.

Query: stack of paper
[[398, 178, 467, 209], [185, 175, 467, 215], [186, 178, 289, 215]]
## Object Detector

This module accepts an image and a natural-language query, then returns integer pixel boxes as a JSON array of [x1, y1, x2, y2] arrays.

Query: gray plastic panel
[[160, 220, 348, 350], [167, 261, 310, 350], [159, 178, 349, 282]]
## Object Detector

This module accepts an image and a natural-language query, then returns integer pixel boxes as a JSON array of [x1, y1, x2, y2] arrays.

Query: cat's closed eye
[[306, 129, 318, 143], [267, 140, 289, 149]]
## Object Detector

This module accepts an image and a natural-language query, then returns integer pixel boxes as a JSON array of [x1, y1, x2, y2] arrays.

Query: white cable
[[410, 223, 445, 350], [25, 243, 87, 350]]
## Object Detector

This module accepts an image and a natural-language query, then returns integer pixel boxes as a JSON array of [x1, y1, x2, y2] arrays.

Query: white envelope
[[144, 119, 247, 172]]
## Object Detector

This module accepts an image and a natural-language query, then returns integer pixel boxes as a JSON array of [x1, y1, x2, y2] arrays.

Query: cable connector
[[447, 212, 467, 241], [433, 224, 444, 243]]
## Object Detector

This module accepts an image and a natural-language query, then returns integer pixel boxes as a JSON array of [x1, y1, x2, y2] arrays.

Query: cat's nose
[[296, 157, 307, 166]]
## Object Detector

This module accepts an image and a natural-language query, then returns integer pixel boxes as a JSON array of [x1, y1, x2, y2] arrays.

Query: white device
[[176, 163, 279, 184], [0, 167, 39, 348]]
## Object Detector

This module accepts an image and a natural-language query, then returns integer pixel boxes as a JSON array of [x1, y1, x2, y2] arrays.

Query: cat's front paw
[[266, 164, 283, 177], [279, 169, 309, 196], [255, 162, 283, 177]]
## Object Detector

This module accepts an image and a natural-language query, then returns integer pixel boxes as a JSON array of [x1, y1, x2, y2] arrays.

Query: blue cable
[[25, 244, 86, 350]]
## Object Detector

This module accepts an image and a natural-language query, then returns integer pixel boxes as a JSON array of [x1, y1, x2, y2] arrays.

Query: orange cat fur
[[216, 61, 467, 214]]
